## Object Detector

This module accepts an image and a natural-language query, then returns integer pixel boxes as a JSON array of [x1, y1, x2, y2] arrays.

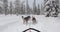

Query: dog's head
[[32, 16, 35, 18]]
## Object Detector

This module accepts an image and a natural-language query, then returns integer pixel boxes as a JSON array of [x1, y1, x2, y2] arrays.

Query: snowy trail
[[0, 21, 18, 32], [0, 15, 30, 32], [0, 15, 19, 25], [0, 15, 60, 32]]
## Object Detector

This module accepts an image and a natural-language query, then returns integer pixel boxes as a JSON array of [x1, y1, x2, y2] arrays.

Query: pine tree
[[45, 1, 59, 17], [15, 0, 20, 15], [52, 1, 59, 17], [33, 0, 37, 14], [10, 1, 13, 14], [3, 0, 8, 15], [0, 7, 3, 14], [26, 0, 30, 14], [40, 4, 42, 14], [23, 4, 25, 14], [37, 4, 40, 15], [45, 1, 53, 17], [0, 0, 3, 14], [20, 1, 25, 14]]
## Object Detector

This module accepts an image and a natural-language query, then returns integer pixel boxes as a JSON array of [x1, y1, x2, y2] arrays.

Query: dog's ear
[[32, 16, 34, 18], [22, 16, 24, 18]]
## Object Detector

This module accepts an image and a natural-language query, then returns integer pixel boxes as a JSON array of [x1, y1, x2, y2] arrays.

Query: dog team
[[22, 16, 37, 25]]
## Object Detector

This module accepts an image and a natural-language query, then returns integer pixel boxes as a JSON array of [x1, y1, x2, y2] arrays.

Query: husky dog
[[32, 16, 37, 24], [22, 16, 31, 24]]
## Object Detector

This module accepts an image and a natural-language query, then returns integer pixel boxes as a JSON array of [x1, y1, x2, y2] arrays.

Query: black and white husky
[[22, 16, 31, 24], [22, 16, 37, 25]]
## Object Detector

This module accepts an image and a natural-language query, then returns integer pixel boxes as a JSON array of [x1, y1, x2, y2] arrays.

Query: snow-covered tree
[[15, 0, 20, 15], [9, 1, 13, 14], [0, 7, 3, 14], [45, 1, 59, 17], [33, 0, 37, 15], [26, 0, 30, 14], [3, 0, 8, 15], [20, 1, 25, 14], [40, 4, 44, 15], [37, 4, 40, 15], [52, 1, 59, 17], [23, 4, 25, 14]]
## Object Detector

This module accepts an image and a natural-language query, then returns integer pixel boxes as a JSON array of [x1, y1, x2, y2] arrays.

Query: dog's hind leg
[[33, 20, 37, 25], [26, 21, 28, 25], [23, 20, 25, 24]]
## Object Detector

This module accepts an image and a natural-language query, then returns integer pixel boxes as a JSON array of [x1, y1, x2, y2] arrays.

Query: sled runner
[[23, 28, 40, 32]]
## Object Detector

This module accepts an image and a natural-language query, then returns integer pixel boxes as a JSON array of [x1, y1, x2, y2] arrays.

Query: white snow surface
[[0, 15, 60, 32]]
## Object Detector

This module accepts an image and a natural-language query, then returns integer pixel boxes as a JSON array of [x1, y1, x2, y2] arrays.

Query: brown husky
[[32, 16, 37, 24]]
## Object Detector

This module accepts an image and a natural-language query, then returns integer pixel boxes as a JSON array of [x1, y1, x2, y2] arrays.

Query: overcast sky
[[8, 0, 44, 7]]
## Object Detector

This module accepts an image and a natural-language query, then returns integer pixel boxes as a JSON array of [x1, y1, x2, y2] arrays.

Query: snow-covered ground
[[0, 15, 60, 32]]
